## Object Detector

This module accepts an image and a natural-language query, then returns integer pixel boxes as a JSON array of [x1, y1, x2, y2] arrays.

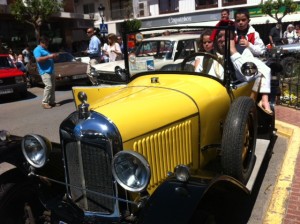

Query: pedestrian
[[101, 37, 109, 63], [283, 24, 298, 44], [22, 45, 31, 65], [83, 27, 101, 85], [163, 30, 170, 36], [269, 23, 282, 47], [117, 35, 124, 57], [104, 33, 122, 62], [15, 54, 27, 73], [33, 35, 60, 109], [220, 8, 230, 21], [234, 7, 272, 114], [8, 48, 16, 65]]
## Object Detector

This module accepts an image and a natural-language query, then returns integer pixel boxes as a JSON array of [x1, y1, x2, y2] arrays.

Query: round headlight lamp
[[22, 134, 51, 168], [174, 165, 190, 182], [112, 151, 151, 192], [90, 67, 97, 78]]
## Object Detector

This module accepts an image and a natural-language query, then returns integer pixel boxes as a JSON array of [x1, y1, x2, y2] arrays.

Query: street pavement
[[264, 105, 300, 224]]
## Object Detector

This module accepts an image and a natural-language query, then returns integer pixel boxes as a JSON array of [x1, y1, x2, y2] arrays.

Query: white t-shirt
[[194, 53, 224, 80], [107, 43, 122, 62], [283, 30, 297, 44]]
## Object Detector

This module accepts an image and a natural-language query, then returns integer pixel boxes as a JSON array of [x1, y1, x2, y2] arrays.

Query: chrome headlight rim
[[21, 134, 51, 168], [112, 150, 151, 192]]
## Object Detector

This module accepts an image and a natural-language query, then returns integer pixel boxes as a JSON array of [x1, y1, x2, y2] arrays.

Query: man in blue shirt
[[83, 27, 101, 85], [33, 35, 59, 109]]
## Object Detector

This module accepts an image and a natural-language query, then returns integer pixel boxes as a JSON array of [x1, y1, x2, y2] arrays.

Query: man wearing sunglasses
[[83, 27, 101, 85]]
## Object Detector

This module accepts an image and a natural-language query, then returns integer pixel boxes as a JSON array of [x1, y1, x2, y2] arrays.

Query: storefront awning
[[250, 13, 300, 25]]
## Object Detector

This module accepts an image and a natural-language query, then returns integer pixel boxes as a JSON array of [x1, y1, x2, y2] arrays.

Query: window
[[222, 0, 246, 7], [195, 0, 218, 9], [110, 0, 132, 20], [159, 0, 179, 14], [83, 3, 95, 14]]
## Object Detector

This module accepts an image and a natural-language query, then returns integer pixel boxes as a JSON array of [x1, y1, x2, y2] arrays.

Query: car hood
[[55, 62, 87, 77], [92, 59, 180, 74], [85, 74, 228, 142], [0, 68, 24, 78], [92, 60, 124, 72]]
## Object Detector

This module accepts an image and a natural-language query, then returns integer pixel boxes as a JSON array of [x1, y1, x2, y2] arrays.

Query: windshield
[[136, 41, 175, 60], [54, 53, 75, 63], [0, 56, 15, 69], [124, 27, 230, 80]]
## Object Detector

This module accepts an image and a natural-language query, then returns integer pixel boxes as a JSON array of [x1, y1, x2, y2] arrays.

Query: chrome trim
[[60, 111, 124, 220]]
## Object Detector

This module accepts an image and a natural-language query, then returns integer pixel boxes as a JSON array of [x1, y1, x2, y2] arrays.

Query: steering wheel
[[181, 52, 223, 72]]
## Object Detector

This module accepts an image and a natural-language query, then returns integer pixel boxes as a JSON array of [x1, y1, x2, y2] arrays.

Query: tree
[[121, 19, 142, 33], [10, 0, 63, 41], [260, 0, 298, 23]]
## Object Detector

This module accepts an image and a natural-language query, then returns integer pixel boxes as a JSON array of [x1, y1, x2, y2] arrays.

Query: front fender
[[137, 175, 250, 224]]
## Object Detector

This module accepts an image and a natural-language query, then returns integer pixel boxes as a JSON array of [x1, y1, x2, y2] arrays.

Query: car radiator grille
[[0, 77, 16, 85], [132, 120, 193, 191], [65, 141, 115, 214]]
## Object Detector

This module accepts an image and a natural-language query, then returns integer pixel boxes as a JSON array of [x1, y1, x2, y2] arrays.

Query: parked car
[[0, 54, 27, 98], [27, 52, 89, 86], [0, 26, 277, 223], [90, 33, 200, 84], [270, 42, 300, 77]]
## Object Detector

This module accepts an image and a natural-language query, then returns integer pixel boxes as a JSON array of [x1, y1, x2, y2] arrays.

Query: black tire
[[0, 173, 45, 224], [221, 96, 257, 184], [281, 56, 296, 78]]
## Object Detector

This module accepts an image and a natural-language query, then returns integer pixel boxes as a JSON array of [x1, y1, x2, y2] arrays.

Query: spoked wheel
[[221, 96, 257, 184], [281, 56, 296, 78]]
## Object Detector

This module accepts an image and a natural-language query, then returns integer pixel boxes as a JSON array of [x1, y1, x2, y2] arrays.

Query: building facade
[[0, 0, 299, 53]]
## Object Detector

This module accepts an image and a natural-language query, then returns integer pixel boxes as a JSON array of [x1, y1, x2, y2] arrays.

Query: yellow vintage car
[[0, 26, 276, 223]]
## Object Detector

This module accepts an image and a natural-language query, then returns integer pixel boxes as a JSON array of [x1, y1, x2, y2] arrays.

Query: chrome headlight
[[174, 165, 190, 182], [22, 134, 51, 168], [112, 151, 151, 192], [90, 67, 97, 77]]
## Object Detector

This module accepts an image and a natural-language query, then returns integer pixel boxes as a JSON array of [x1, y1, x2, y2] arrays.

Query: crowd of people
[[195, 8, 273, 115], [3, 8, 298, 112], [269, 22, 300, 47]]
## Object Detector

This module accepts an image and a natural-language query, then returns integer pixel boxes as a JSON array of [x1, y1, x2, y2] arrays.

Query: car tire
[[281, 56, 296, 78], [221, 96, 257, 184], [0, 173, 44, 224]]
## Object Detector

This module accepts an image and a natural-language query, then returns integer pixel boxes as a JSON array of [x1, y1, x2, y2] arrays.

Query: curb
[[263, 120, 300, 224]]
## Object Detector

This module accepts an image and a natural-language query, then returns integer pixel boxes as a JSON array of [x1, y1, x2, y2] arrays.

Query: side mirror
[[241, 62, 258, 77], [115, 66, 127, 82]]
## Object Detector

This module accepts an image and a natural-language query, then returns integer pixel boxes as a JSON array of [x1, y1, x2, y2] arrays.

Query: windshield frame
[[122, 25, 234, 86]]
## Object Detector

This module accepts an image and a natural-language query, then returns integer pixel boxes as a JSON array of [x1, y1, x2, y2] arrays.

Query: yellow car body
[[13, 26, 276, 223], [73, 73, 254, 193]]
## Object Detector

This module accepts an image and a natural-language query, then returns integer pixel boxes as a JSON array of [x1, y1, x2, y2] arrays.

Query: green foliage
[[121, 19, 142, 33], [260, 0, 298, 23], [10, 0, 63, 40], [10, 0, 63, 24]]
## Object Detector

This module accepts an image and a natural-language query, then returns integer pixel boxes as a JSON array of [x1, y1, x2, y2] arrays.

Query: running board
[[246, 139, 270, 191]]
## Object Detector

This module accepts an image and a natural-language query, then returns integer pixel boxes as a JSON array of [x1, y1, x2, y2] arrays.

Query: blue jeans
[[41, 73, 55, 104]]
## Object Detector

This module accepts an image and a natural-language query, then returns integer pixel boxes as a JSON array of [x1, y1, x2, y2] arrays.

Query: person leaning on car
[[33, 35, 60, 109], [83, 27, 101, 85]]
